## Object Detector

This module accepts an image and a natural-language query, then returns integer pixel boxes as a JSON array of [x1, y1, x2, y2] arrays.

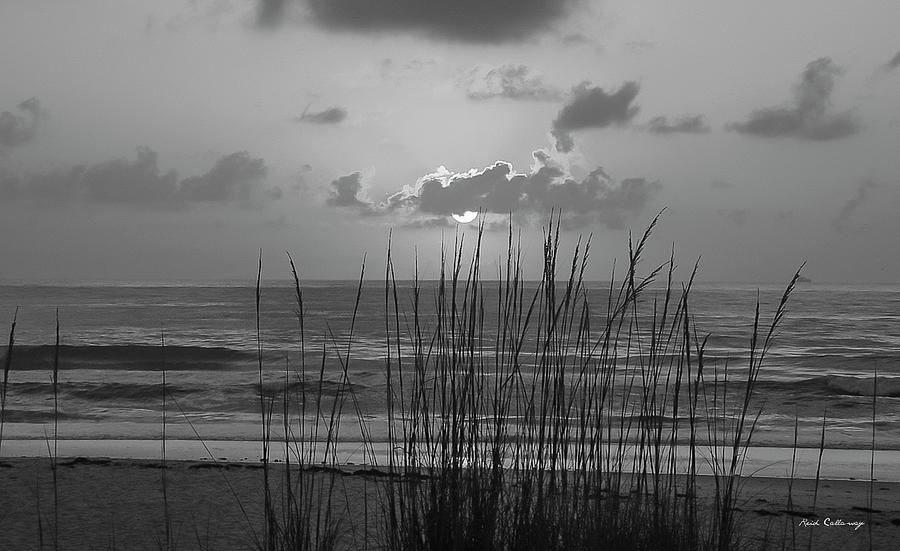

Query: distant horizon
[[1, 276, 897, 287]]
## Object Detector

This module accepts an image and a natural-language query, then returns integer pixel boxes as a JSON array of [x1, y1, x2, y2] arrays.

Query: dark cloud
[[463, 65, 561, 101], [178, 151, 268, 203], [833, 179, 878, 231], [301, 0, 580, 43], [325, 172, 374, 213], [295, 106, 348, 124], [550, 130, 576, 154], [552, 81, 640, 152], [1, 147, 273, 208], [326, 150, 660, 230], [0, 97, 42, 150], [728, 58, 860, 141], [75, 147, 178, 204], [554, 82, 640, 130], [645, 114, 710, 135]]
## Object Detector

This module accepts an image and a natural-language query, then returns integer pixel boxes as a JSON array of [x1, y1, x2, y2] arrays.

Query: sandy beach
[[0, 457, 379, 550], [0, 456, 898, 550]]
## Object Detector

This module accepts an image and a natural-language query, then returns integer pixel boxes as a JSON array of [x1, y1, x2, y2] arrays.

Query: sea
[[1, 281, 898, 470]]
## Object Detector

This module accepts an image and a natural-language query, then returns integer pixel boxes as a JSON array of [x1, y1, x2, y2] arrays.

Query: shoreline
[[2, 438, 900, 482]]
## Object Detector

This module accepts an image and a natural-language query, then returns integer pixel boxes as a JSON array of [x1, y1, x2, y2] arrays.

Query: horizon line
[[0, 277, 897, 287]]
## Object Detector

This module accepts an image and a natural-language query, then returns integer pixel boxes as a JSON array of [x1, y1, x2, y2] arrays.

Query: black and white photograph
[[1, 1, 899, 549]]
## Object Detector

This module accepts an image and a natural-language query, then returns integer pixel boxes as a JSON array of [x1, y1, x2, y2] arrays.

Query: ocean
[[1, 281, 898, 458]]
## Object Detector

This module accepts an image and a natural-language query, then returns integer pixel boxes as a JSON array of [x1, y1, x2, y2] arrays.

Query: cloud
[[728, 58, 860, 141], [1, 147, 273, 208], [325, 172, 375, 213], [300, 0, 580, 43], [833, 179, 878, 231], [295, 106, 348, 124], [178, 151, 268, 203], [552, 81, 640, 152], [71, 147, 178, 204], [645, 114, 710, 135], [325, 149, 660, 230], [463, 65, 561, 101], [0, 97, 42, 150]]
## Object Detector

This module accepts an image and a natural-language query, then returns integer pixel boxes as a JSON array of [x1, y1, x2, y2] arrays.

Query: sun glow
[[451, 211, 478, 224]]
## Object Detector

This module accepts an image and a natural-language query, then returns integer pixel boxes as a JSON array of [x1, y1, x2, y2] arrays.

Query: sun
[[451, 211, 478, 224]]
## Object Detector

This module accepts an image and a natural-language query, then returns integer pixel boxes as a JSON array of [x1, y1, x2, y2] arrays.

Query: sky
[[1, 0, 899, 283]]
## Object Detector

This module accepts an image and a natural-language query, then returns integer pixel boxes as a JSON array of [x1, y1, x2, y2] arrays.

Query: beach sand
[[1, 457, 899, 550]]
